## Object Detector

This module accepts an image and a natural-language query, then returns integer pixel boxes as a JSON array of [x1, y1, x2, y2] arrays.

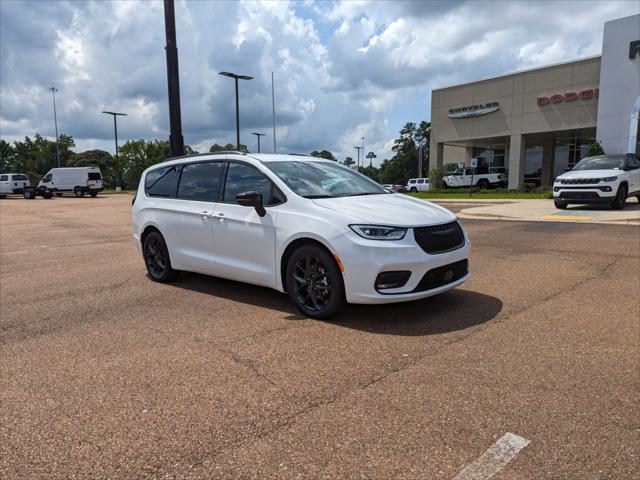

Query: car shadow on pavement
[[172, 273, 502, 337]]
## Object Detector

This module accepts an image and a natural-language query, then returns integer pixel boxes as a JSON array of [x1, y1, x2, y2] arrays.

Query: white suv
[[132, 153, 471, 318], [553, 154, 640, 210], [406, 178, 430, 192]]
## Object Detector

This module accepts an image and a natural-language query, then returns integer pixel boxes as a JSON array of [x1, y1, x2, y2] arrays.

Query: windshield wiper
[[302, 194, 335, 199], [344, 192, 387, 197]]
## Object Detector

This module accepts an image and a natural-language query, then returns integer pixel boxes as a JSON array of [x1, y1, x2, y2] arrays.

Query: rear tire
[[42, 191, 53, 199], [90, 191, 98, 197], [23, 190, 35, 199], [143, 231, 179, 282], [286, 244, 346, 319], [410, 187, 417, 193], [74, 188, 85, 198], [611, 185, 627, 210], [477, 179, 490, 190], [554, 199, 567, 209]]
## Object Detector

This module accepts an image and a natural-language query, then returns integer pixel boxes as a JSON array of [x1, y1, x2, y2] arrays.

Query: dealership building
[[430, 14, 640, 188]]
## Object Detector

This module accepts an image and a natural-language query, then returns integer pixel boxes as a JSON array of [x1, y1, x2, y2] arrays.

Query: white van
[[0, 173, 31, 197], [38, 167, 103, 197]]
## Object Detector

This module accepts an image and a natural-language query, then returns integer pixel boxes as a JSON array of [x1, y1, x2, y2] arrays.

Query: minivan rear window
[[88, 172, 102, 180], [145, 166, 180, 197]]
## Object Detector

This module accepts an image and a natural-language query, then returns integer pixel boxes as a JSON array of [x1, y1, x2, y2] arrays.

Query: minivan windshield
[[265, 161, 388, 198], [572, 156, 624, 171]]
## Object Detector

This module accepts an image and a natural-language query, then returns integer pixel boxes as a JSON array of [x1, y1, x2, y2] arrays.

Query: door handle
[[213, 212, 225, 221], [201, 210, 211, 219]]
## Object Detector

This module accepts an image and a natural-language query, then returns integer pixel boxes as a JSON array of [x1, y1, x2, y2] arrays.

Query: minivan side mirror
[[236, 191, 266, 217]]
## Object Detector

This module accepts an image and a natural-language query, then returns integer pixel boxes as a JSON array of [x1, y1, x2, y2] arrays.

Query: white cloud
[[1, 0, 638, 165]]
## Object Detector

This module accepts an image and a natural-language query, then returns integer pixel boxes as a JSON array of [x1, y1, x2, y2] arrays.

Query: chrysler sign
[[448, 102, 500, 118], [537, 88, 599, 106]]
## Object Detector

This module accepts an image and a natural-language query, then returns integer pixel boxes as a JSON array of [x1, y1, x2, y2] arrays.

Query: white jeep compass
[[553, 154, 640, 209], [132, 152, 471, 318]]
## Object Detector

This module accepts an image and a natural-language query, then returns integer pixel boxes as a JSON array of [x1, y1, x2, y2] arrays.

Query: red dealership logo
[[537, 88, 599, 106]]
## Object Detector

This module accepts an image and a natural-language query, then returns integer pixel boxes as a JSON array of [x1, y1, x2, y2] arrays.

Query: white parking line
[[453, 432, 530, 480]]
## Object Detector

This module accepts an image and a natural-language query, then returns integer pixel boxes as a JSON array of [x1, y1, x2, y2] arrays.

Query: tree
[[210, 143, 246, 153], [2, 134, 75, 184], [585, 142, 605, 156], [378, 121, 431, 185], [310, 150, 337, 161], [341, 156, 355, 168], [0, 140, 15, 173]]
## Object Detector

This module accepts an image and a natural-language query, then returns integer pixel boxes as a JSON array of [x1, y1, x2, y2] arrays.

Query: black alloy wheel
[[286, 245, 345, 319], [143, 231, 179, 282], [611, 184, 627, 210]]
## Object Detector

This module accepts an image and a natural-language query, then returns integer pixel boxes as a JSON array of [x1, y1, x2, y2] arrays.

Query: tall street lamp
[[219, 71, 253, 150], [50, 87, 60, 168], [354, 146, 363, 171], [101, 111, 127, 191], [252, 132, 266, 153]]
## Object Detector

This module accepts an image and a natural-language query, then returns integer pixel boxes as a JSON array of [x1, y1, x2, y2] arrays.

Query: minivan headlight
[[349, 225, 407, 240], [602, 176, 618, 182]]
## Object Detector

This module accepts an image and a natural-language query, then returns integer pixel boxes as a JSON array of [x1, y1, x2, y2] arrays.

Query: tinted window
[[88, 172, 101, 180], [223, 162, 283, 206], [417, 179, 424, 184], [627, 156, 640, 169], [0, 175, 7, 181], [43, 174, 52, 182], [145, 165, 180, 197], [177, 162, 224, 202]]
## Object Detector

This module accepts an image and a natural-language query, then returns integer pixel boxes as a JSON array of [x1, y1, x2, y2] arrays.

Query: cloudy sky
[[0, 0, 638, 163]]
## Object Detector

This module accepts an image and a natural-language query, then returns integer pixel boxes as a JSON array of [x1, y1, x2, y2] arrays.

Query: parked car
[[442, 168, 506, 189], [0, 173, 30, 197], [406, 178, 430, 192], [38, 167, 104, 197], [132, 153, 471, 318], [553, 154, 640, 210]]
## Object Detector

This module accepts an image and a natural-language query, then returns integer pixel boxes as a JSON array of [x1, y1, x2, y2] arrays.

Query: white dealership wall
[[596, 14, 640, 154]]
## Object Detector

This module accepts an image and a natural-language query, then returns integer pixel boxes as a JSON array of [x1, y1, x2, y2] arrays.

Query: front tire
[[554, 199, 568, 209], [410, 187, 417, 193], [286, 244, 345, 319], [143, 231, 179, 282], [611, 185, 627, 210], [74, 188, 85, 198]]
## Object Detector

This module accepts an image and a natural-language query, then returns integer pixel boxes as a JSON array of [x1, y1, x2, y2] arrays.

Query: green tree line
[[0, 121, 433, 188]]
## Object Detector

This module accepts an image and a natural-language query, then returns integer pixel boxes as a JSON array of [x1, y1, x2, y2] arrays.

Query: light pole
[[251, 132, 266, 153], [102, 111, 127, 191], [271, 71, 277, 153], [219, 71, 253, 150], [163, 0, 185, 158], [354, 146, 363, 172], [50, 87, 60, 168]]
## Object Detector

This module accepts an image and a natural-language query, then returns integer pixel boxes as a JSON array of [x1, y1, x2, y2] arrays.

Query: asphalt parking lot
[[1, 195, 638, 479]]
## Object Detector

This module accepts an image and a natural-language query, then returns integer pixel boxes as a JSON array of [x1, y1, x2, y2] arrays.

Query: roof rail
[[164, 150, 246, 161]]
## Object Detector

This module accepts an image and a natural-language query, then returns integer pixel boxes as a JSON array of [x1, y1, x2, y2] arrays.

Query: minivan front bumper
[[337, 230, 471, 304]]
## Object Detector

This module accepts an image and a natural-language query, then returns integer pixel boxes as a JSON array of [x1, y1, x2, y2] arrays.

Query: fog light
[[554, 187, 560, 192], [601, 186, 612, 192], [375, 271, 411, 291]]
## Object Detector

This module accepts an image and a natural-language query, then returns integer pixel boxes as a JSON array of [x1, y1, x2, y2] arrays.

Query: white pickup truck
[[442, 168, 507, 189]]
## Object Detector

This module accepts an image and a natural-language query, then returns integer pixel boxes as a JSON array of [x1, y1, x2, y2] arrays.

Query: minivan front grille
[[413, 221, 465, 254]]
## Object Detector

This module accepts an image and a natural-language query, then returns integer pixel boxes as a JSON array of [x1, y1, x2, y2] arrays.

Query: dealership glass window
[[524, 146, 543, 185], [177, 162, 224, 202], [554, 142, 591, 178], [472, 148, 507, 174]]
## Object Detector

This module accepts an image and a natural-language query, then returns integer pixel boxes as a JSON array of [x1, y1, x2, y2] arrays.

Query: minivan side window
[[145, 165, 180, 197], [222, 162, 284, 206], [177, 162, 224, 202], [0, 175, 7, 181], [11, 174, 28, 181]]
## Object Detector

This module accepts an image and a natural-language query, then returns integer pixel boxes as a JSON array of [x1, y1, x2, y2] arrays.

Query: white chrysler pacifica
[[132, 152, 471, 318]]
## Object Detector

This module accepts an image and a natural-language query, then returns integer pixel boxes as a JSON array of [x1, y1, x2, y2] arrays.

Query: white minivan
[[0, 173, 30, 197], [38, 167, 103, 197], [132, 153, 470, 318]]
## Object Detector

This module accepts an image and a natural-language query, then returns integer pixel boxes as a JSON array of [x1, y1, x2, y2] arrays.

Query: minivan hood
[[556, 169, 620, 180], [312, 194, 456, 226]]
